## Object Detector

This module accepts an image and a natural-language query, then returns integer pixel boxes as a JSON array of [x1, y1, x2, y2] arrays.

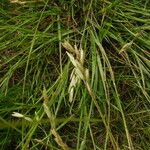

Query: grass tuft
[[0, 0, 150, 149]]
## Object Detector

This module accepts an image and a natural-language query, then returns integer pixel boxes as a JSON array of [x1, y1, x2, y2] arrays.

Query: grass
[[0, 0, 150, 149]]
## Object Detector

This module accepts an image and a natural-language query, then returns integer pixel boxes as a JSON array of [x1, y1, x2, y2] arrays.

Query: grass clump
[[0, 0, 150, 149]]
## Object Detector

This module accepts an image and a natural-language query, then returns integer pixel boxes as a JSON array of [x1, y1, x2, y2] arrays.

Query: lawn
[[0, 0, 150, 150]]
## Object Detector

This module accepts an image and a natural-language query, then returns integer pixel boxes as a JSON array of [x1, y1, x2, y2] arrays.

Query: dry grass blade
[[43, 87, 70, 149], [119, 41, 133, 54], [43, 87, 55, 128], [51, 128, 70, 150]]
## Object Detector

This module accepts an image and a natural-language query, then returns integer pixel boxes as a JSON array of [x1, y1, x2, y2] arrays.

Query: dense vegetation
[[0, 0, 150, 149]]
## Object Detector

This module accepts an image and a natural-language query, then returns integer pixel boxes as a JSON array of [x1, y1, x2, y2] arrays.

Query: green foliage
[[0, 0, 150, 149]]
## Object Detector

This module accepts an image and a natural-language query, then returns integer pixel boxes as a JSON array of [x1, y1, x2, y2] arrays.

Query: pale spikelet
[[12, 112, 24, 118], [79, 48, 85, 65], [10, 0, 26, 4], [62, 41, 75, 53], [12, 112, 32, 122], [63, 41, 95, 105], [66, 52, 78, 68], [68, 69, 79, 102], [85, 68, 89, 81], [74, 44, 80, 58], [66, 52, 85, 80]]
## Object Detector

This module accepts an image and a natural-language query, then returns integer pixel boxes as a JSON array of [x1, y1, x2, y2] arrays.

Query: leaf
[[119, 41, 133, 54]]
